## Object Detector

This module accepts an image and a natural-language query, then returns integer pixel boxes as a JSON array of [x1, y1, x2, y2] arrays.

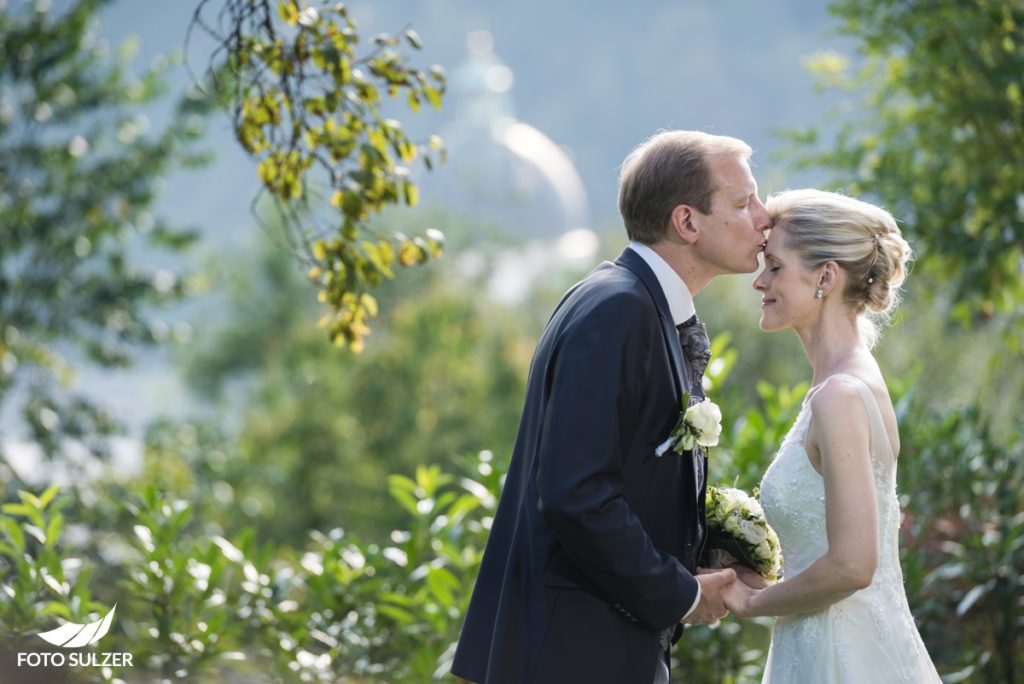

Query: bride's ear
[[819, 261, 841, 295], [670, 204, 700, 245]]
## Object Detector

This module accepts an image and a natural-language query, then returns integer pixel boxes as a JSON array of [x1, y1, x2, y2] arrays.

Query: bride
[[724, 189, 942, 683]]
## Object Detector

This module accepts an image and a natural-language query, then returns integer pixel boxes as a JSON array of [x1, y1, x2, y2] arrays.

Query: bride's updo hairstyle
[[766, 189, 912, 347]]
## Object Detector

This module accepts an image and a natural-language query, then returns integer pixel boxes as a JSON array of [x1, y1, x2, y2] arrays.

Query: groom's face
[[689, 155, 770, 275]]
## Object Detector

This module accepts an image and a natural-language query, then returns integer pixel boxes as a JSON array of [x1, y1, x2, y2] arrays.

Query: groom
[[450, 131, 771, 684]]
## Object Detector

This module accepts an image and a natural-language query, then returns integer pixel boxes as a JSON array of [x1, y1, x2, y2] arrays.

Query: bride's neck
[[796, 314, 863, 385]]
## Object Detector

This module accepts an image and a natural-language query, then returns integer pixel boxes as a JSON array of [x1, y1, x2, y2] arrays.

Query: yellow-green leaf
[[402, 180, 419, 207], [277, 0, 299, 26]]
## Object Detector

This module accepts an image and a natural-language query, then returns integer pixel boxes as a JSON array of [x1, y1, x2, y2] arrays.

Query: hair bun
[[863, 229, 912, 317]]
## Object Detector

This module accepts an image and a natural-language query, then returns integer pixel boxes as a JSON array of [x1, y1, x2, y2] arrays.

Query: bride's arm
[[725, 380, 879, 618]]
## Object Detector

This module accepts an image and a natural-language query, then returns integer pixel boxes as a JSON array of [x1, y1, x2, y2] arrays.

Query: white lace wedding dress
[[758, 374, 941, 683]]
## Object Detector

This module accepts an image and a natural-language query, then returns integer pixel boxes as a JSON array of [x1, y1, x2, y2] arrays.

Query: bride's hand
[[721, 574, 761, 618], [730, 564, 771, 590]]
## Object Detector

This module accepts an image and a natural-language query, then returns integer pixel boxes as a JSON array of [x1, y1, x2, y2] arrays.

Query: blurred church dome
[[419, 31, 593, 246]]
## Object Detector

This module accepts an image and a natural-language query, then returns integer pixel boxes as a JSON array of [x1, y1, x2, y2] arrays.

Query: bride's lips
[[760, 297, 776, 308]]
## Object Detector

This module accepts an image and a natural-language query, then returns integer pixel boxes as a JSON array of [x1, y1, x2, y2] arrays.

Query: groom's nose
[[753, 200, 770, 232]]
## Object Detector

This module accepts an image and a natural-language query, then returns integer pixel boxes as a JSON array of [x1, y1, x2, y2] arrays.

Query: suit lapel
[[615, 248, 688, 401], [618, 249, 707, 526]]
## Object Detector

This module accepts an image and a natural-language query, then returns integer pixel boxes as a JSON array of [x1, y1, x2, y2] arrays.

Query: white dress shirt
[[627, 242, 696, 326]]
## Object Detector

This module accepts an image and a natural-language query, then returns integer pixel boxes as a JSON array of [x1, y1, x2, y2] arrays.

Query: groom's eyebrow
[[728, 186, 754, 201], [734, 183, 757, 199]]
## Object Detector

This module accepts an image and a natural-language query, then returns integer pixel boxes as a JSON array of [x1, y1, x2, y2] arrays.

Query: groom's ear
[[670, 204, 701, 245]]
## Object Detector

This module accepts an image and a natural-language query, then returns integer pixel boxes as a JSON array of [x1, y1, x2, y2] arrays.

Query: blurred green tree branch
[[785, 0, 1024, 333], [189, 0, 447, 351], [0, 0, 213, 477]]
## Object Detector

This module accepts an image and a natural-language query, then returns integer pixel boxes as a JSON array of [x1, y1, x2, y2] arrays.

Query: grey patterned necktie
[[680, 317, 711, 550], [677, 315, 711, 400]]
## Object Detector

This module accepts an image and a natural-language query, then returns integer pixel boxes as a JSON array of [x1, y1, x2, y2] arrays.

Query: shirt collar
[[628, 242, 696, 326]]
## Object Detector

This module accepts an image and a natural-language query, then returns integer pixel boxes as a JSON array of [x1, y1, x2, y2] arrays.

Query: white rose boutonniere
[[655, 392, 723, 457], [684, 398, 723, 449]]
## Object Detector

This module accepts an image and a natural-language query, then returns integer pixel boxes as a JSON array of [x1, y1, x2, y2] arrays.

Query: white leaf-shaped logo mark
[[37, 605, 116, 648]]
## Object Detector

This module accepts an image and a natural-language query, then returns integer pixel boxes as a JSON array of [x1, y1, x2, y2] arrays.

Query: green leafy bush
[[2, 338, 1020, 683], [897, 393, 1024, 684]]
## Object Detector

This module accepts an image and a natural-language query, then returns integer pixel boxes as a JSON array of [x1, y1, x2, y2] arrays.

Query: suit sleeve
[[535, 292, 699, 631]]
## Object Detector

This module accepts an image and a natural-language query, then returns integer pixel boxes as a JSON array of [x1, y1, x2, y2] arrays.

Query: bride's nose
[[753, 274, 766, 291]]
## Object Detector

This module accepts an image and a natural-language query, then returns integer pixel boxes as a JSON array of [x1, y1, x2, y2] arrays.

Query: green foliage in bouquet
[[703, 485, 782, 582]]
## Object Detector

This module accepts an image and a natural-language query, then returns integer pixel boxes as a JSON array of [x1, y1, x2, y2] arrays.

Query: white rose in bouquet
[[745, 497, 764, 517], [718, 488, 744, 516], [738, 518, 769, 546], [702, 485, 783, 581]]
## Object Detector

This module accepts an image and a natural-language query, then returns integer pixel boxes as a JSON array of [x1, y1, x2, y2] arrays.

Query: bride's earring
[[815, 287, 824, 299]]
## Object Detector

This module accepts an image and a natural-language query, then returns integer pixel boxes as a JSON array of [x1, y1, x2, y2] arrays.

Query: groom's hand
[[730, 564, 771, 590], [683, 568, 735, 625]]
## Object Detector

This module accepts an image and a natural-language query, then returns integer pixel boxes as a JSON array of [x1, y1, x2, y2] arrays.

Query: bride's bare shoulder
[[808, 376, 869, 421]]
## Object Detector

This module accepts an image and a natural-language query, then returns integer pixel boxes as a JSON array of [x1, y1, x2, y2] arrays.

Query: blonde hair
[[618, 130, 752, 244], [766, 189, 912, 348]]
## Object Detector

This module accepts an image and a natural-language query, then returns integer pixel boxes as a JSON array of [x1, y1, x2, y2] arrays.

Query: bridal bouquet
[[702, 485, 782, 581]]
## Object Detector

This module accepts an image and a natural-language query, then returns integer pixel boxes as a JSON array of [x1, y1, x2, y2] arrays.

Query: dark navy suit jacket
[[451, 248, 708, 684]]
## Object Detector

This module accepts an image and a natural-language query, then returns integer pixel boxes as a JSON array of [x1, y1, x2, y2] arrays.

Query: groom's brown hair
[[618, 130, 752, 244]]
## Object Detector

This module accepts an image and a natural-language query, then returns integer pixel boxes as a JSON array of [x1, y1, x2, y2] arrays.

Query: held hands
[[720, 564, 770, 618], [683, 568, 736, 625], [730, 563, 771, 590]]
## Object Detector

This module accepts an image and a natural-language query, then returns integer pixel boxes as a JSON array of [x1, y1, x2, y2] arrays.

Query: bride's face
[[752, 228, 822, 332]]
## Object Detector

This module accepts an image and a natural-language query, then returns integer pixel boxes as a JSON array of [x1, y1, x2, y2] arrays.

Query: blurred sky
[[95, 0, 850, 242]]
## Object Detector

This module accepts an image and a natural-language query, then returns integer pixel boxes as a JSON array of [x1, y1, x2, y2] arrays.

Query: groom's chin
[[726, 263, 759, 277], [740, 256, 762, 274]]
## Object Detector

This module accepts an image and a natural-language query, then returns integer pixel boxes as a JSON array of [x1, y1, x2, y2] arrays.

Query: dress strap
[[805, 373, 895, 461]]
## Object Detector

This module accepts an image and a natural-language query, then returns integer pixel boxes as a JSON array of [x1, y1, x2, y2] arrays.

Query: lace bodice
[[759, 376, 900, 583], [757, 374, 940, 683]]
